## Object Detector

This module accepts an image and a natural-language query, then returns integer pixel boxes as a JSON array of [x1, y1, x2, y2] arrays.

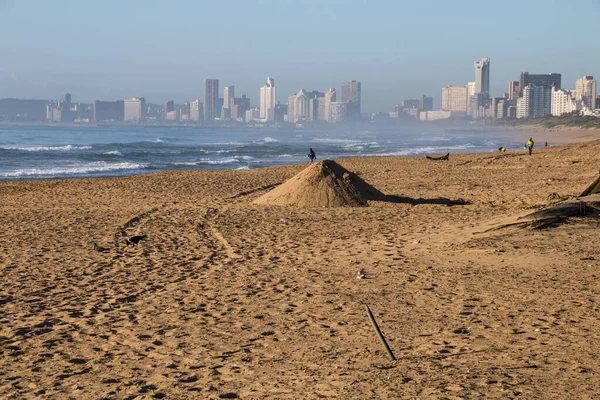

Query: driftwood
[[426, 153, 449, 161], [479, 194, 600, 233], [365, 305, 396, 361], [580, 173, 600, 197]]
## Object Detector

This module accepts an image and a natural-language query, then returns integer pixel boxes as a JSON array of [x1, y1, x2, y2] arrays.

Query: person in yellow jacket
[[527, 138, 534, 155]]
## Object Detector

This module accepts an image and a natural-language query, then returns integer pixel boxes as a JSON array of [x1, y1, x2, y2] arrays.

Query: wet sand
[[1, 129, 600, 399]]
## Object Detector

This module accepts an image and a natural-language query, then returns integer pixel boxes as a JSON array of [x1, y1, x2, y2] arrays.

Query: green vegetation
[[499, 115, 600, 129]]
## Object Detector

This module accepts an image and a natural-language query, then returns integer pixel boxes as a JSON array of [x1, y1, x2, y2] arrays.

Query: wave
[[377, 143, 477, 157], [0, 162, 146, 178], [235, 165, 250, 170], [146, 138, 164, 143], [196, 157, 240, 165], [0, 144, 92, 152], [254, 137, 279, 144], [104, 150, 124, 156]]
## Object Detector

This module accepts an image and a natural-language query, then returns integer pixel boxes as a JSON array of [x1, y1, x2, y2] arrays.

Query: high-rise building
[[204, 79, 219, 122], [286, 94, 296, 123], [163, 100, 174, 120], [474, 58, 490, 97], [93, 100, 124, 122], [402, 99, 420, 109], [466, 82, 477, 117], [519, 73, 561, 92], [329, 102, 349, 123], [441, 86, 468, 113], [294, 89, 309, 122], [259, 77, 276, 121], [306, 90, 324, 121], [223, 86, 234, 110], [552, 88, 580, 116], [575, 76, 597, 109], [124, 97, 146, 122], [61, 93, 72, 109], [508, 81, 520, 101], [517, 85, 552, 119], [231, 95, 250, 121], [274, 104, 287, 122], [324, 88, 336, 122], [596, 95, 600, 109], [419, 95, 433, 111], [189, 100, 203, 122], [341, 81, 361, 119]]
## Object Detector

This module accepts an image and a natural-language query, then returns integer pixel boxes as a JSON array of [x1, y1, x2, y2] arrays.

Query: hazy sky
[[1, 0, 599, 111]]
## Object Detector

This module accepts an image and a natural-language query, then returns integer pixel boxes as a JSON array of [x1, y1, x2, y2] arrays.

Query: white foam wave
[[377, 144, 477, 157], [146, 138, 164, 143], [104, 150, 124, 156], [1, 144, 92, 152], [1, 162, 146, 178], [196, 158, 240, 165], [235, 165, 250, 170], [255, 137, 279, 143]]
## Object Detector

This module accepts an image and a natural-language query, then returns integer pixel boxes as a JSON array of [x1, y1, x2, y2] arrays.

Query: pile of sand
[[254, 159, 387, 207]]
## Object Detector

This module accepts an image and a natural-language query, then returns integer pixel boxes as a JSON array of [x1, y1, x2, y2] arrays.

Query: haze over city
[[1, 0, 599, 111]]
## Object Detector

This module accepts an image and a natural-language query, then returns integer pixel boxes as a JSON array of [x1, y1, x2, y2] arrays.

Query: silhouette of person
[[308, 148, 316, 162]]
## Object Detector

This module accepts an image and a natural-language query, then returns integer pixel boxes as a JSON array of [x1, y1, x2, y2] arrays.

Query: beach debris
[[93, 242, 108, 252], [253, 159, 387, 208], [365, 304, 396, 361], [426, 153, 450, 161], [580, 173, 600, 196], [357, 269, 366, 279], [477, 194, 600, 233], [125, 234, 147, 246]]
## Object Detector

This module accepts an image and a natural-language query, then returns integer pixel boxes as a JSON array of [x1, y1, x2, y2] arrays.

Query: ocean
[[0, 124, 519, 181]]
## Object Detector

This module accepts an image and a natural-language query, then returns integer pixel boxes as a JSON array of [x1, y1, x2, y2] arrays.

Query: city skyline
[[1, 1, 599, 111]]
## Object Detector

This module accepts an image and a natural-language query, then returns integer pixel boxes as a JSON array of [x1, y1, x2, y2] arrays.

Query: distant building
[[231, 95, 250, 121], [467, 81, 477, 117], [519, 72, 561, 92], [575, 76, 597, 109], [474, 58, 490, 98], [286, 94, 296, 123], [324, 88, 336, 122], [552, 88, 580, 116], [259, 77, 276, 121], [61, 93, 72, 109], [190, 100, 203, 122], [341, 81, 361, 119], [420, 110, 452, 121], [274, 104, 287, 122], [163, 100, 174, 120], [441, 86, 468, 113], [419, 95, 433, 111], [307, 90, 324, 121], [294, 89, 309, 122], [204, 79, 219, 122], [517, 86, 551, 119], [124, 97, 146, 122], [508, 81, 520, 101], [596, 95, 600, 109], [93, 100, 124, 122], [223, 86, 234, 110], [245, 107, 260, 122], [402, 99, 420, 109], [329, 102, 349, 123]]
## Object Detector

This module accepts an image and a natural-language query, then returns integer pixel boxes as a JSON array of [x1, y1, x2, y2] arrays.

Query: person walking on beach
[[308, 148, 316, 162], [527, 138, 534, 155]]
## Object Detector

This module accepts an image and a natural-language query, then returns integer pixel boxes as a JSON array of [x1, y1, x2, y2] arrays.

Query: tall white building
[[324, 88, 336, 122], [259, 77, 276, 121], [474, 58, 490, 97], [329, 102, 349, 123], [575, 76, 597, 109], [190, 100, 203, 121], [517, 86, 552, 119], [441, 86, 468, 113], [124, 97, 145, 122], [223, 86, 234, 110], [551, 89, 580, 116], [294, 89, 309, 122]]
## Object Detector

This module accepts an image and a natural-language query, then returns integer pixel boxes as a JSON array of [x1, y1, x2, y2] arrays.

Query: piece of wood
[[365, 304, 396, 361], [426, 153, 449, 161]]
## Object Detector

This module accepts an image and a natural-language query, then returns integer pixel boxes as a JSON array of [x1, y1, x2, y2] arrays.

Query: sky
[[1, 0, 599, 111]]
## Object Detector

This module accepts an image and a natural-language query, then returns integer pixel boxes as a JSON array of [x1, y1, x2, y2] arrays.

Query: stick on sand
[[365, 304, 396, 361]]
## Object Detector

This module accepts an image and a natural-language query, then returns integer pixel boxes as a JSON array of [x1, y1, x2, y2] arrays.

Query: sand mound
[[254, 159, 387, 207]]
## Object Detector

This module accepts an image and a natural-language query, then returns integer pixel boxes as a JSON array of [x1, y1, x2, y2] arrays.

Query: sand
[[1, 130, 600, 399]]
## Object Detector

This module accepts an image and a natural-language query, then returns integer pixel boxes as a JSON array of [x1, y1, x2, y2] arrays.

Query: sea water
[[0, 124, 519, 181]]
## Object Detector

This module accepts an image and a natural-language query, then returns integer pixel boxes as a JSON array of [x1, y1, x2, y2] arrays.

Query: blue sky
[[1, 0, 598, 111]]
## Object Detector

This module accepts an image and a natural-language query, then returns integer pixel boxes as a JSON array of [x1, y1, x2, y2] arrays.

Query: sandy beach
[[2, 128, 600, 399]]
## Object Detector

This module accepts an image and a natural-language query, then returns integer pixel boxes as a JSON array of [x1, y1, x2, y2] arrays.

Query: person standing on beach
[[527, 138, 534, 155], [308, 148, 316, 162]]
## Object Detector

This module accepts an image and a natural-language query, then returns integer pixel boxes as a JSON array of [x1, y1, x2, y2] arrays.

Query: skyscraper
[[163, 100, 174, 120], [575, 76, 597, 109], [419, 95, 433, 111], [204, 79, 219, 122], [223, 86, 235, 110], [190, 100, 203, 122], [517, 85, 552, 119], [259, 77, 276, 121], [324, 88, 336, 122], [519, 73, 561, 92], [294, 89, 309, 122], [124, 97, 146, 122], [341, 81, 361, 119], [474, 58, 490, 97]]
